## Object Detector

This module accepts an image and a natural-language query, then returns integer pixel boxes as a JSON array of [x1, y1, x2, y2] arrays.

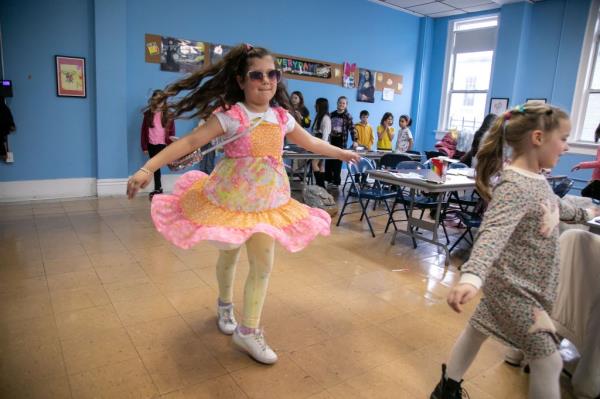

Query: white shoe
[[232, 328, 278, 364], [217, 303, 237, 335]]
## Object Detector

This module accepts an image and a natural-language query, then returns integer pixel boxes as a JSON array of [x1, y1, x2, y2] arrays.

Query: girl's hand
[[571, 164, 581, 172], [447, 283, 478, 313], [339, 149, 361, 165], [127, 169, 152, 199]]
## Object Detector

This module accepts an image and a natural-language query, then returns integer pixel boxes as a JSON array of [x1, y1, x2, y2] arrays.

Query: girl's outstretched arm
[[286, 124, 360, 164], [127, 116, 224, 198]]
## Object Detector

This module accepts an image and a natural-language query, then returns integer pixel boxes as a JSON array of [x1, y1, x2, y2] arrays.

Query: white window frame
[[438, 14, 499, 139], [570, 0, 600, 155]]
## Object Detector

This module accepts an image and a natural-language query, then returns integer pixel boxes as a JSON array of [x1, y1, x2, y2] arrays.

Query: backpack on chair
[[303, 185, 338, 216]]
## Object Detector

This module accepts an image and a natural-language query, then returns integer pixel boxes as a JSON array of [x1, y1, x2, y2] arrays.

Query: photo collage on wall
[[144, 34, 403, 104]]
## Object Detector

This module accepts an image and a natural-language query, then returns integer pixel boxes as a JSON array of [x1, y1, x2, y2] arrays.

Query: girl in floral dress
[[430, 104, 599, 399], [127, 44, 359, 364]]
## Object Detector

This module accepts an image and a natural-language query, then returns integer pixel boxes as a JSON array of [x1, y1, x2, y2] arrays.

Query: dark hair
[[595, 122, 600, 143], [471, 113, 498, 154], [337, 96, 347, 102], [291, 91, 305, 107], [312, 98, 329, 132], [476, 104, 569, 201], [360, 110, 369, 118], [380, 112, 394, 126], [150, 44, 292, 121], [399, 114, 412, 127], [144, 90, 168, 128]]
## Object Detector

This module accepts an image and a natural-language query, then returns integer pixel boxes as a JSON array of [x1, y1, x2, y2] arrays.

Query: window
[[440, 16, 498, 134], [572, 0, 600, 145]]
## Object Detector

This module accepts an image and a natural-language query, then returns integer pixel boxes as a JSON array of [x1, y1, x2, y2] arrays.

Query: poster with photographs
[[342, 62, 356, 88], [357, 68, 375, 103], [209, 44, 231, 65], [161, 37, 205, 73]]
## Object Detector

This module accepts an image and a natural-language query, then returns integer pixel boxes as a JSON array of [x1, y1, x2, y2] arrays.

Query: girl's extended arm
[[127, 116, 224, 198], [286, 124, 360, 163]]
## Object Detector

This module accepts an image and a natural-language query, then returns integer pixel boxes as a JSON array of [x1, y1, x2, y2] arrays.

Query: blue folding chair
[[337, 158, 397, 237]]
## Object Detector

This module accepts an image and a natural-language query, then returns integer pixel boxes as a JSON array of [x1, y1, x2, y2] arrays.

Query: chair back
[[553, 178, 574, 198], [425, 151, 445, 160], [348, 157, 375, 176], [406, 150, 421, 155], [395, 161, 422, 170], [380, 153, 412, 169]]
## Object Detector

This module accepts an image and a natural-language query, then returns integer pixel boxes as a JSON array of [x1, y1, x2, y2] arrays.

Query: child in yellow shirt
[[377, 112, 395, 150], [354, 110, 374, 150]]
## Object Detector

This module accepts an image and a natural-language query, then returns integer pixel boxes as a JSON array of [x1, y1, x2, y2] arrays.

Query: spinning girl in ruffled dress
[[127, 44, 360, 364]]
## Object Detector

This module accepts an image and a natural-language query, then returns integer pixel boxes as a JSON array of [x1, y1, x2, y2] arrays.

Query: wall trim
[[0, 174, 183, 202], [96, 174, 181, 197], [0, 178, 97, 202]]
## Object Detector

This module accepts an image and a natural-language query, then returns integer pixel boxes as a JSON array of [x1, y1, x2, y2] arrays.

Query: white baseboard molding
[[0, 175, 184, 202], [96, 175, 181, 197], [0, 178, 97, 202]]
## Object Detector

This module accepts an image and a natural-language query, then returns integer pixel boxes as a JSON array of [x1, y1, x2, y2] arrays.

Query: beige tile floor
[[0, 195, 578, 398]]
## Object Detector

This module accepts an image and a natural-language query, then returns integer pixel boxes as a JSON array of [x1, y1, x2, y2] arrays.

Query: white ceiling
[[369, 0, 541, 18]]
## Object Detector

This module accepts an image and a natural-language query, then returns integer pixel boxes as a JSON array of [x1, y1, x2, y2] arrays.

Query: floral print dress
[[151, 103, 331, 252], [461, 166, 589, 359]]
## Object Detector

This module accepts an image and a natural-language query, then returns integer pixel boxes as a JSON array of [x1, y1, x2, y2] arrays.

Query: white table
[[368, 169, 476, 266]]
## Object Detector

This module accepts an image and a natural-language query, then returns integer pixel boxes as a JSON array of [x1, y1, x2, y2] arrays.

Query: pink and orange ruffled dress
[[151, 103, 331, 252]]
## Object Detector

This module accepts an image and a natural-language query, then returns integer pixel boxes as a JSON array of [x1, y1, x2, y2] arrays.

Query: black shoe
[[430, 364, 469, 399], [149, 188, 163, 200]]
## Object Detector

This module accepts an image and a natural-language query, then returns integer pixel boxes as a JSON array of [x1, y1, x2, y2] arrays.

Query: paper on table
[[391, 172, 424, 179]]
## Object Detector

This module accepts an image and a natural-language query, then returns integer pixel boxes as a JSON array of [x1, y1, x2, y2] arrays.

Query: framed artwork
[[526, 98, 547, 105], [55, 56, 86, 97], [489, 97, 509, 115], [356, 68, 375, 103], [161, 37, 205, 73]]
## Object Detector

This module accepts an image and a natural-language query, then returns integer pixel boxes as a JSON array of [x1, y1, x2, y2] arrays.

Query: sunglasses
[[247, 69, 282, 83]]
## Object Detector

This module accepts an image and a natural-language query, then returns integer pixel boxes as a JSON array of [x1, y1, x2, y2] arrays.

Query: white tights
[[447, 324, 563, 399]]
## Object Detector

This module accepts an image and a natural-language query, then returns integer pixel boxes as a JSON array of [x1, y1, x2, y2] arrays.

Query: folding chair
[[552, 177, 574, 198], [425, 150, 445, 160], [341, 157, 376, 194], [449, 198, 486, 252], [380, 153, 413, 169], [336, 159, 397, 237]]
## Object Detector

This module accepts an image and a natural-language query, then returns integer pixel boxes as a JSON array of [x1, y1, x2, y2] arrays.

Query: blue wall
[[1, 0, 596, 184], [124, 0, 420, 174], [0, 0, 96, 181], [415, 0, 597, 177]]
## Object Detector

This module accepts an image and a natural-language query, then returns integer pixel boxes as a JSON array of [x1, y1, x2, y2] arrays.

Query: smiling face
[[385, 115, 393, 127], [337, 98, 347, 112], [237, 56, 277, 109], [538, 118, 571, 169]]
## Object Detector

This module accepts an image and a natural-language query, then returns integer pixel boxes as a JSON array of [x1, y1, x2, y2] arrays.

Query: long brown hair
[[475, 103, 569, 201], [150, 44, 292, 121]]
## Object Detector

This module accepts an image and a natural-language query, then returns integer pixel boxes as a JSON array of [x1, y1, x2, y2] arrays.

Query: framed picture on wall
[[526, 98, 547, 105], [55, 56, 86, 97], [489, 98, 509, 115]]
